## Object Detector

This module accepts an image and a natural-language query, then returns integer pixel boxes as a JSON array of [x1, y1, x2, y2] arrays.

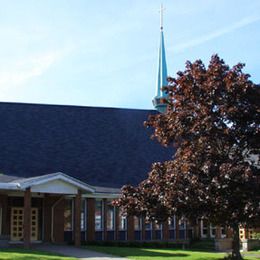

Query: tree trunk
[[231, 224, 242, 260]]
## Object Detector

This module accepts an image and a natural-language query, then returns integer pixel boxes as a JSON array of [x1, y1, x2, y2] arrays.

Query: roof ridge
[[0, 101, 155, 112]]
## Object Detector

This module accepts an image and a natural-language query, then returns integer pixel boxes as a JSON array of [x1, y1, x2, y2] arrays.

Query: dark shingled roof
[[0, 102, 173, 188], [0, 174, 21, 183]]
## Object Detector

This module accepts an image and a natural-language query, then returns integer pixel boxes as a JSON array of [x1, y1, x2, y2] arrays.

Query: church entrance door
[[10, 207, 38, 241]]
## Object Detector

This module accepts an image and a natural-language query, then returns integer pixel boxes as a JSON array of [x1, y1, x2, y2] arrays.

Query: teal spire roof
[[153, 4, 168, 113], [156, 29, 168, 98]]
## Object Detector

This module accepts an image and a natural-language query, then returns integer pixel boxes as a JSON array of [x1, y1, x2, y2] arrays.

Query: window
[[134, 216, 141, 230], [145, 222, 152, 230], [81, 199, 86, 231], [221, 225, 226, 238], [248, 228, 254, 239], [106, 202, 115, 230], [240, 228, 245, 239], [210, 224, 216, 238], [179, 218, 186, 230], [95, 199, 103, 230], [168, 216, 176, 230], [154, 223, 162, 230], [118, 208, 127, 231], [64, 199, 73, 231], [201, 219, 208, 238]]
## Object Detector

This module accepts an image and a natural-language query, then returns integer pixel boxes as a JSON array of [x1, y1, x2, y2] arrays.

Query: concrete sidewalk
[[35, 244, 126, 260]]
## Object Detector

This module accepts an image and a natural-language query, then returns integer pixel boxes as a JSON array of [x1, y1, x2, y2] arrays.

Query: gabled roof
[[0, 102, 173, 188], [0, 173, 121, 194], [0, 172, 96, 193], [16, 172, 95, 193]]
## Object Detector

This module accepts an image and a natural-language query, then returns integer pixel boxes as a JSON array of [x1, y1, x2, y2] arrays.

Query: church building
[[0, 9, 256, 249]]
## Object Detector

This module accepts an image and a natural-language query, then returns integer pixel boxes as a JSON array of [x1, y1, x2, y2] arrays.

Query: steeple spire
[[160, 3, 165, 30], [153, 4, 168, 113]]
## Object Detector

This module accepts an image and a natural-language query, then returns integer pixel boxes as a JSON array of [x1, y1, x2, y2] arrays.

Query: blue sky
[[0, 0, 259, 109]]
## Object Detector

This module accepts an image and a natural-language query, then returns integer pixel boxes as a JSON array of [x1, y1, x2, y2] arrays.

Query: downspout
[[51, 196, 64, 243]]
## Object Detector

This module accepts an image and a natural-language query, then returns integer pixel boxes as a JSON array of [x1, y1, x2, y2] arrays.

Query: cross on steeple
[[153, 4, 168, 113], [159, 4, 165, 30]]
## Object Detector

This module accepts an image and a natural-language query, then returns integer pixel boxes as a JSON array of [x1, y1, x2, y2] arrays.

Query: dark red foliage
[[114, 55, 260, 259]]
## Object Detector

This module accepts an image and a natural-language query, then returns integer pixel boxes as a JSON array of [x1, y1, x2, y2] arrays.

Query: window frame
[[106, 202, 115, 231], [64, 199, 74, 232], [134, 216, 142, 231], [178, 217, 186, 230], [168, 216, 176, 230], [118, 208, 127, 231], [210, 224, 216, 238], [95, 199, 103, 231], [80, 199, 87, 231], [200, 219, 208, 238]]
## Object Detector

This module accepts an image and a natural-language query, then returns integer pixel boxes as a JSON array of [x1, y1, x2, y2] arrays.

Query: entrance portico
[[0, 172, 95, 248]]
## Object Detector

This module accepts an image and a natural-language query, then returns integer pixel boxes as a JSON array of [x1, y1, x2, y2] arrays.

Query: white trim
[[0, 183, 20, 190], [20, 173, 95, 193], [84, 193, 119, 199]]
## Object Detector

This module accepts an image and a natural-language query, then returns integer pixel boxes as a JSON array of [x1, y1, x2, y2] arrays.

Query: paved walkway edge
[[35, 244, 126, 260]]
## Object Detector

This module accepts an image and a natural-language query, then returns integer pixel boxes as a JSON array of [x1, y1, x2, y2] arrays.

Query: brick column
[[226, 227, 233, 238], [23, 188, 31, 248], [43, 194, 51, 242], [127, 215, 134, 241], [193, 220, 200, 239], [74, 190, 82, 246], [87, 198, 95, 241], [0, 195, 8, 235], [216, 226, 222, 239], [162, 221, 169, 240], [115, 207, 119, 240], [53, 197, 65, 243], [103, 199, 107, 241]]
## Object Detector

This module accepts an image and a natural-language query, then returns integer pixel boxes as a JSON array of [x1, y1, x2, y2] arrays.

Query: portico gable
[[0, 172, 97, 248]]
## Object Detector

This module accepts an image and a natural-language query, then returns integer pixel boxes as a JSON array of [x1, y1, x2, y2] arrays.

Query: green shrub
[[251, 232, 260, 239]]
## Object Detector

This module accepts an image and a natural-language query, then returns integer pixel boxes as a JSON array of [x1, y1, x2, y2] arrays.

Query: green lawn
[[0, 248, 77, 260], [85, 246, 260, 260]]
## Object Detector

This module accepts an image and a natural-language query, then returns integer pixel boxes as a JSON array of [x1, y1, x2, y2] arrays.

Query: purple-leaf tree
[[114, 55, 260, 260]]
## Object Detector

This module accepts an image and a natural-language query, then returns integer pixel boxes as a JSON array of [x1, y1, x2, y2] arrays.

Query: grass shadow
[[86, 246, 226, 259], [0, 248, 74, 260], [127, 248, 189, 257]]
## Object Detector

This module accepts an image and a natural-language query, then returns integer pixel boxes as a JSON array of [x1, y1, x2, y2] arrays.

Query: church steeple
[[153, 4, 168, 113]]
